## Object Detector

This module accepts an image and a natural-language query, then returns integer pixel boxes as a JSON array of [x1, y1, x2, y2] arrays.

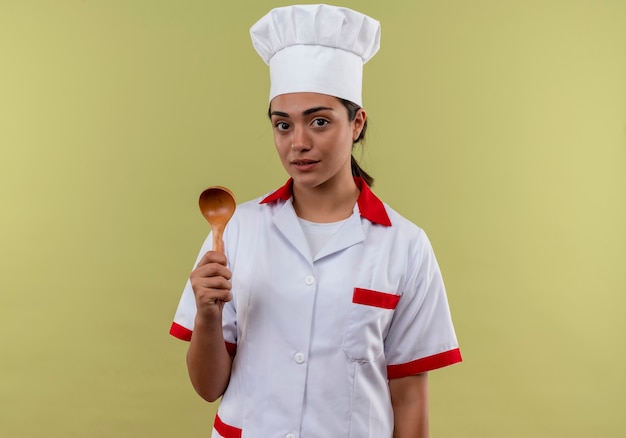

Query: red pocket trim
[[353, 288, 401, 309]]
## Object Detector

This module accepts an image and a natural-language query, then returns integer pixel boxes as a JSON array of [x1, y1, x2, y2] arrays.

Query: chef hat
[[250, 4, 381, 107]]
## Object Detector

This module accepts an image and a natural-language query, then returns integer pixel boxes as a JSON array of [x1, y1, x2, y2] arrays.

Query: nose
[[291, 124, 311, 151]]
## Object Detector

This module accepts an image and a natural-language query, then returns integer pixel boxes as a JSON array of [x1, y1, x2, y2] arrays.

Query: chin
[[291, 173, 326, 189]]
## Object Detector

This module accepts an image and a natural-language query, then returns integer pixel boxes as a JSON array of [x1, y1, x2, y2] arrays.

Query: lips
[[291, 159, 320, 171], [291, 159, 319, 165]]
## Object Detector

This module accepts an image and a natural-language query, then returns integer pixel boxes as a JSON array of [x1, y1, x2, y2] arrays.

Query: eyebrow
[[270, 106, 334, 118]]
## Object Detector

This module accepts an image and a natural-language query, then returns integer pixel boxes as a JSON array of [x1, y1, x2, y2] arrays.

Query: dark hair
[[337, 98, 374, 187], [267, 98, 375, 187]]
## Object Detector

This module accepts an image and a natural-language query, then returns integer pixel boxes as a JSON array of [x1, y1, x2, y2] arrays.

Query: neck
[[292, 175, 360, 223]]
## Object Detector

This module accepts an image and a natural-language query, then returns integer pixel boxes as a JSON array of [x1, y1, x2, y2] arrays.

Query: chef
[[170, 4, 462, 437]]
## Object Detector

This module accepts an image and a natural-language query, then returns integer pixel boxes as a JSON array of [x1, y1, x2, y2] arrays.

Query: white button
[[294, 352, 305, 364], [286, 434, 296, 438], [305, 275, 315, 285]]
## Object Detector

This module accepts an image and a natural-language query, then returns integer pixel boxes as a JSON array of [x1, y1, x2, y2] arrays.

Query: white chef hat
[[250, 4, 381, 107]]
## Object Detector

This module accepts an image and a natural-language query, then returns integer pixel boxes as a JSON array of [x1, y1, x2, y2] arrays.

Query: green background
[[1, 0, 625, 436]]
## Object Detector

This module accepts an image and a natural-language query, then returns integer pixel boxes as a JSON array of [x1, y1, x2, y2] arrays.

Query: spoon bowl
[[199, 186, 236, 254]]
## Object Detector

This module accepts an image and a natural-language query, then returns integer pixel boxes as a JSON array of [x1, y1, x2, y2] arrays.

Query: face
[[269, 92, 366, 191]]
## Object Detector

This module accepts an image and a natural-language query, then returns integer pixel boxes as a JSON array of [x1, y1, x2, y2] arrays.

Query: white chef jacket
[[170, 178, 461, 438]]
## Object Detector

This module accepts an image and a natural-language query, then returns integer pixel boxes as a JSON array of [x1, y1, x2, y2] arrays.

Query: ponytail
[[351, 155, 374, 187], [339, 98, 374, 187]]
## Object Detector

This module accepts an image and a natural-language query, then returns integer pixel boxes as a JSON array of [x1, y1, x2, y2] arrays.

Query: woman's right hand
[[189, 250, 233, 321], [186, 249, 234, 402]]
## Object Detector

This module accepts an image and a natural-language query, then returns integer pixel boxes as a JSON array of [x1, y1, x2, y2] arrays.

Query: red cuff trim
[[387, 348, 462, 379], [225, 341, 237, 357], [214, 414, 242, 438], [170, 323, 237, 357], [353, 288, 400, 309], [169, 322, 192, 341]]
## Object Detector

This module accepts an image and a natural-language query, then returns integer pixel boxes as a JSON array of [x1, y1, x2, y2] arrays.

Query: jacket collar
[[260, 177, 392, 226]]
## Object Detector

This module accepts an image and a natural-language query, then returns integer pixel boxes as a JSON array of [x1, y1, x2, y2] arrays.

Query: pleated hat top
[[250, 4, 381, 106]]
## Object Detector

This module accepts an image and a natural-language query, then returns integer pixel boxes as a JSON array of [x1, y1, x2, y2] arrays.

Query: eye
[[312, 118, 329, 127], [274, 121, 290, 131]]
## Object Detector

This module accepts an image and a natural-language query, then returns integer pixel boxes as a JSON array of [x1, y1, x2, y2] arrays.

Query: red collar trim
[[260, 177, 392, 226]]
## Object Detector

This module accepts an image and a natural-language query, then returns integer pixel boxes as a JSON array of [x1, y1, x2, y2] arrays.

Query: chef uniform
[[170, 5, 461, 438]]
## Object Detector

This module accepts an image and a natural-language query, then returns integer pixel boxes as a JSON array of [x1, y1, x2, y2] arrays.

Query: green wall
[[1, 1, 624, 436]]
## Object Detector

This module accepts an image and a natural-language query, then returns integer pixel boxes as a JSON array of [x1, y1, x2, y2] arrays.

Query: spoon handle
[[212, 225, 225, 254]]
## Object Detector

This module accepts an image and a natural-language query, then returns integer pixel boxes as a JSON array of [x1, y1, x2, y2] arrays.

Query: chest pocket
[[342, 288, 400, 362]]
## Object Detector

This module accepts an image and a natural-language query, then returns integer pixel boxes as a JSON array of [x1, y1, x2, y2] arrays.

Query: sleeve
[[384, 230, 462, 379], [169, 232, 213, 341], [168, 231, 238, 355]]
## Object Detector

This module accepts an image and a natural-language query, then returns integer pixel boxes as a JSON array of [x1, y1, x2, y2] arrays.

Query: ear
[[352, 108, 367, 141]]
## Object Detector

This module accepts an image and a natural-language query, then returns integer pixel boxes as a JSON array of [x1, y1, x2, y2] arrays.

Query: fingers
[[195, 288, 233, 307], [192, 259, 232, 282], [193, 273, 232, 295], [196, 250, 229, 270], [190, 251, 233, 316]]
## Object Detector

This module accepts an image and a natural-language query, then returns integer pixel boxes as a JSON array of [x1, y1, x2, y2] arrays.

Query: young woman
[[170, 5, 461, 438]]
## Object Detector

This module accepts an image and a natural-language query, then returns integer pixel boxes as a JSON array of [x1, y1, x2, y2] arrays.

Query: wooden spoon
[[198, 186, 236, 254]]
